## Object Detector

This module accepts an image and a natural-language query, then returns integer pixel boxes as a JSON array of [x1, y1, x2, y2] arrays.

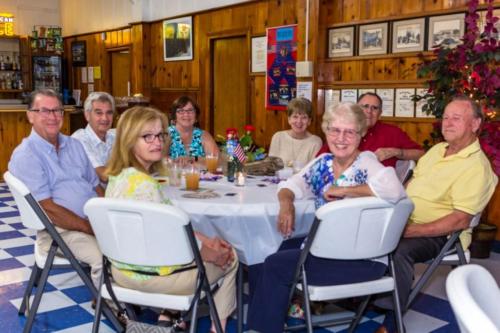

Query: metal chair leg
[[301, 267, 314, 333], [390, 256, 405, 333], [19, 264, 40, 315], [348, 296, 371, 333], [22, 244, 57, 333]]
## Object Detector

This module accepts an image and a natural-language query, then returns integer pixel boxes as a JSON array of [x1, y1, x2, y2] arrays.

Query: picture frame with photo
[[328, 26, 355, 58], [71, 41, 86, 67], [392, 18, 425, 53], [358, 22, 388, 56], [428, 13, 465, 50], [163, 16, 193, 61]]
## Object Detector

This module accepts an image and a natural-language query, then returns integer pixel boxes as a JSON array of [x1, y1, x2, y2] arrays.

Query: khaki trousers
[[37, 228, 102, 287], [111, 251, 238, 321]]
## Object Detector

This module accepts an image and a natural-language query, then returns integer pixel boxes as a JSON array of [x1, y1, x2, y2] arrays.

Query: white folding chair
[[3, 171, 122, 333], [288, 197, 414, 333], [406, 213, 481, 310], [446, 264, 500, 333], [395, 160, 416, 184], [84, 197, 226, 333]]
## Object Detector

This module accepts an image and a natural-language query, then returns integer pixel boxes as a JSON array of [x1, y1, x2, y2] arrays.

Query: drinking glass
[[184, 165, 200, 191], [205, 154, 219, 173]]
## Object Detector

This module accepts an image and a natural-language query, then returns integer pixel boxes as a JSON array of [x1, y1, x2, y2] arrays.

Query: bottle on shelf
[[0, 55, 4, 70]]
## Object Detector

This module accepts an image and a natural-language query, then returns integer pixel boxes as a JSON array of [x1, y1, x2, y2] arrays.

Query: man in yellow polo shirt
[[376, 96, 497, 333]]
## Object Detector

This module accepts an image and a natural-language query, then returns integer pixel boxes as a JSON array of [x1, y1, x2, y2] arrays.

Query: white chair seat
[[442, 250, 470, 264], [297, 276, 395, 301], [34, 242, 70, 267], [102, 283, 194, 310]]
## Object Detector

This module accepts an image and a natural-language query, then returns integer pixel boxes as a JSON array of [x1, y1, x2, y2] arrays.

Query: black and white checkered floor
[[1, 182, 499, 332]]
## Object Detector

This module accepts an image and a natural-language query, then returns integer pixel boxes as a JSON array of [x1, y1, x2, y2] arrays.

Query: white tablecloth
[[161, 176, 316, 265]]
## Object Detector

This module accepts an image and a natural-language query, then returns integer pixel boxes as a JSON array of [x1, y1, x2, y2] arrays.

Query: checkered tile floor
[[1, 182, 499, 332]]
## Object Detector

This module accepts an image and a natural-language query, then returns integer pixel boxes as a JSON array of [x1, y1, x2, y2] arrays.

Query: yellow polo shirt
[[406, 140, 498, 249]]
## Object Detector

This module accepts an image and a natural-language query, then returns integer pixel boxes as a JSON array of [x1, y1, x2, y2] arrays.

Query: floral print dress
[[168, 125, 205, 158]]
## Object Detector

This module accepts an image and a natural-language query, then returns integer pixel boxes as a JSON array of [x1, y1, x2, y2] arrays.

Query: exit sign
[[0, 13, 14, 36]]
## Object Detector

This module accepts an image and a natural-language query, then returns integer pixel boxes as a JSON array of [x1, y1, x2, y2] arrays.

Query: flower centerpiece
[[414, 0, 499, 175], [216, 125, 266, 162]]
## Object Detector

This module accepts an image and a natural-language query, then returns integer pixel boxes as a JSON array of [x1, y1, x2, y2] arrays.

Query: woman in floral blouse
[[247, 102, 406, 333], [105, 106, 237, 332]]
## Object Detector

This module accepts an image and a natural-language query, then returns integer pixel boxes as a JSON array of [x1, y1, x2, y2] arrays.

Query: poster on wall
[[266, 24, 297, 111], [163, 16, 193, 61]]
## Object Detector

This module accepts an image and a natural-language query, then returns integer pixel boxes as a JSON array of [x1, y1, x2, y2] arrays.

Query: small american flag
[[233, 143, 247, 163]]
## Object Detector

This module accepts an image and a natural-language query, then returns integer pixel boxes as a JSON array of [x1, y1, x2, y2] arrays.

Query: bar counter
[[0, 104, 74, 179]]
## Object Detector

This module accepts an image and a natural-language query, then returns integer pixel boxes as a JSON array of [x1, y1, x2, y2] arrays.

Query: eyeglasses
[[29, 108, 64, 117], [326, 126, 360, 140], [141, 132, 168, 143], [360, 104, 381, 112], [176, 108, 195, 115]]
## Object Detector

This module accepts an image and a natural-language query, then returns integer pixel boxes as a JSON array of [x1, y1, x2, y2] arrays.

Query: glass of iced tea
[[205, 154, 219, 173], [184, 165, 200, 191]]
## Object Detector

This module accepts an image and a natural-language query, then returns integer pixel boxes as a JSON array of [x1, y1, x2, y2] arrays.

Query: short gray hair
[[28, 89, 62, 110], [84, 92, 115, 113], [322, 102, 368, 136], [449, 95, 484, 123]]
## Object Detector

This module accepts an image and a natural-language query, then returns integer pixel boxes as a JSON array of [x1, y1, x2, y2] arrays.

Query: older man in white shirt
[[72, 92, 116, 183]]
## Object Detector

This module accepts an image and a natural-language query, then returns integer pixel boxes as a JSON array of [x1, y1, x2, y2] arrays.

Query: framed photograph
[[328, 26, 355, 58], [251, 36, 267, 73], [415, 88, 435, 118], [392, 18, 425, 53], [71, 41, 86, 67], [163, 16, 193, 61], [341, 89, 357, 103], [428, 13, 465, 49], [358, 22, 388, 56]]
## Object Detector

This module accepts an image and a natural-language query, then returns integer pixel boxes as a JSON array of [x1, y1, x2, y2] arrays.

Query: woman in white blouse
[[247, 102, 406, 333], [268, 98, 322, 168]]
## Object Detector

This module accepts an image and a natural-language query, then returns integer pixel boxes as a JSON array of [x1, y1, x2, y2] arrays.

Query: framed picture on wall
[[163, 16, 193, 61], [328, 26, 355, 58], [478, 9, 500, 40], [358, 22, 388, 56], [71, 41, 86, 67], [251, 36, 267, 73], [428, 13, 465, 49], [392, 18, 425, 53]]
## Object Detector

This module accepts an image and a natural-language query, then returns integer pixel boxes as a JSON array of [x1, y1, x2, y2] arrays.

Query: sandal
[[157, 310, 187, 331]]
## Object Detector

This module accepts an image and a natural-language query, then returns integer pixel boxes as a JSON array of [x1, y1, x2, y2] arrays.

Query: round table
[[161, 176, 316, 265]]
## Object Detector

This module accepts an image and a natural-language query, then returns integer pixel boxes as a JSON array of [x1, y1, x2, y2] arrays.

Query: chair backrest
[[84, 197, 193, 267], [311, 197, 414, 260], [395, 159, 416, 184], [446, 264, 500, 333], [3, 171, 45, 230]]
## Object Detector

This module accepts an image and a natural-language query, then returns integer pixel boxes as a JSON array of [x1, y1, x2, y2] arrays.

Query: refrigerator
[[32, 56, 62, 93]]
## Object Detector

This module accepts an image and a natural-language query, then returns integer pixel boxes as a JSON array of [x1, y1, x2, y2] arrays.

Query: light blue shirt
[[8, 129, 99, 218]]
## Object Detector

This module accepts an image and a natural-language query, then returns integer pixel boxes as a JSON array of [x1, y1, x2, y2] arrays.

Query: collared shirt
[[8, 129, 99, 218], [407, 140, 498, 248], [72, 125, 116, 168]]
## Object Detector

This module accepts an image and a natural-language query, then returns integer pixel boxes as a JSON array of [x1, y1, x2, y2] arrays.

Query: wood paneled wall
[[62, 0, 500, 233]]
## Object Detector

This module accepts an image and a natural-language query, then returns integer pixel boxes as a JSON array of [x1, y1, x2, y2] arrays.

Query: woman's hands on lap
[[200, 237, 235, 269]]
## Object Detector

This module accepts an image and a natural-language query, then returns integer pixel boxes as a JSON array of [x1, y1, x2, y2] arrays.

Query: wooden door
[[110, 50, 130, 97], [212, 36, 249, 136]]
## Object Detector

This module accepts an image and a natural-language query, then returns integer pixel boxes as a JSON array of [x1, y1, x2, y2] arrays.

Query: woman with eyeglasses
[[167, 96, 219, 163], [105, 106, 238, 332], [316, 92, 424, 167], [246, 102, 406, 333]]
